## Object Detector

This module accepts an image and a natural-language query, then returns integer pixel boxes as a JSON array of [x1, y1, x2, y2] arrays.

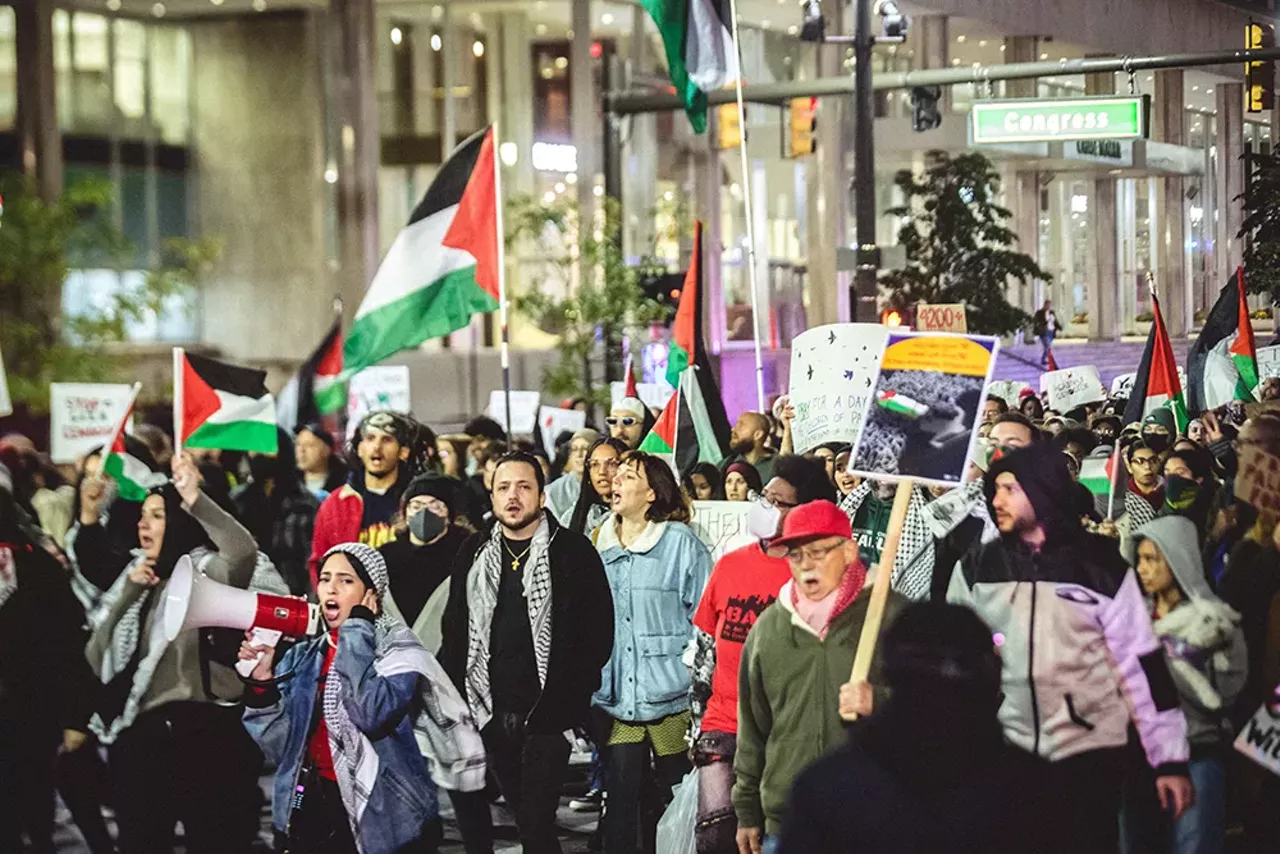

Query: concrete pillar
[[1154, 69, 1189, 338], [1013, 171, 1041, 313], [622, 3, 658, 261], [917, 15, 951, 113], [1086, 62, 1120, 340], [571, 0, 596, 234], [440, 4, 457, 156], [330, 0, 382, 325], [14, 0, 61, 200], [804, 3, 848, 326], [1216, 83, 1245, 293], [1004, 36, 1038, 98]]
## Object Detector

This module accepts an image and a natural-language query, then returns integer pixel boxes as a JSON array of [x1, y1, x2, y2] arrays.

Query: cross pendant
[[512, 559, 520, 571]]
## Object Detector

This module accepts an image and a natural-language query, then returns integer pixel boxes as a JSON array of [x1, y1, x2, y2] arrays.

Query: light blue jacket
[[593, 520, 712, 722], [242, 617, 438, 854]]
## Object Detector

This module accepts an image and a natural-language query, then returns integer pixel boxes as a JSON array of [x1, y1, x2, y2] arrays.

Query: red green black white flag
[[176, 350, 278, 454], [1122, 292, 1188, 432], [1187, 267, 1259, 413]]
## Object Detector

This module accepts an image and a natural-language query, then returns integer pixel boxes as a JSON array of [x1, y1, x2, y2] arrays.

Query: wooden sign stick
[[846, 478, 915, 720]]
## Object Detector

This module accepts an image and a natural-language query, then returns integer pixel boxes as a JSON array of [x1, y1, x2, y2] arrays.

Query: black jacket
[[231, 480, 319, 597], [440, 513, 614, 734]]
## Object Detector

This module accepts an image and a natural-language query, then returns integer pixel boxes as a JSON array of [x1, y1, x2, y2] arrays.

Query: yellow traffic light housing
[[787, 98, 817, 158], [1246, 22, 1275, 113]]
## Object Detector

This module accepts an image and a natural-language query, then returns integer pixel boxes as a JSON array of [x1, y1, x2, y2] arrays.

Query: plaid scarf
[[464, 515, 554, 729], [840, 483, 935, 601]]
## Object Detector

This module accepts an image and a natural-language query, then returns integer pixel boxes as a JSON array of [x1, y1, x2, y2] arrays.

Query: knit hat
[[572, 428, 602, 445], [321, 542, 389, 604], [612, 397, 646, 419], [401, 473, 459, 514], [295, 422, 336, 450], [1142, 407, 1176, 435]]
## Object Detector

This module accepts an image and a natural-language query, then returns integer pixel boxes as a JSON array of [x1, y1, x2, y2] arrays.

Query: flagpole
[[670, 369, 685, 474], [1107, 442, 1121, 520], [492, 123, 513, 440], [726, 0, 768, 413], [172, 347, 184, 460]]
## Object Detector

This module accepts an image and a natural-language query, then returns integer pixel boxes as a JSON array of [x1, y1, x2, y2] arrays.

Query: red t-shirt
[[693, 542, 792, 735], [307, 638, 339, 780]]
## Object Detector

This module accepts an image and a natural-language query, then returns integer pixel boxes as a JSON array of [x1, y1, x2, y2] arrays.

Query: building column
[[917, 15, 951, 113], [1154, 69, 1189, 338], [805, 2, 848, 326], [571, 0, 596, 233], [14, 0, 61, 200], [1087, 63, 1120, 340], [330, 0, 382, 324], [1013, 171, 1041, 314], [1004, 36, 1038, 98], [622, 4, 658, 261], [1217, 83, 1245, 292]]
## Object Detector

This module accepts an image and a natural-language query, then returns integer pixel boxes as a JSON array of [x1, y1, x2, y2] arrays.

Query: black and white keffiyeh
[[840, 482, 935, 601], [463, 515, 554, 729]]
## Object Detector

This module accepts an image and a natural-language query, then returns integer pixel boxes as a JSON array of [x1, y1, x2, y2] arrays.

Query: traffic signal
[[880, 308, 905, 327], [1246, 22, 1275, 113], [787, 98, 817, 158], [910, 86, 942, 132], [718, 102, 743, 150]]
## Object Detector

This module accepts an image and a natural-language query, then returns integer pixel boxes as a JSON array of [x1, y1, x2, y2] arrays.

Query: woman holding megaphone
[[85, 452, 264, 854]]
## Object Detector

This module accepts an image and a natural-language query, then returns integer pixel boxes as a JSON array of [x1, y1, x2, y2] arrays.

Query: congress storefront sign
[[970, 96, 1150, 145]]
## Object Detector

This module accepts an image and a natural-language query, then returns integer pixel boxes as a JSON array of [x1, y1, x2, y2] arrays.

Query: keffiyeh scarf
[[840, 483, 936, 601]]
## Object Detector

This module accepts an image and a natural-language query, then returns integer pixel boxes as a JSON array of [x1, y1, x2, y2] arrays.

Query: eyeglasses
[[786, 540, 845, 565], [606, 416, 639, 428], [1131, 456, 1159, 468], [761, 492, 798, 509]]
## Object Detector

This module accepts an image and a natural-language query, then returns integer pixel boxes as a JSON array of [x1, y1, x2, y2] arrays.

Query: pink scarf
[[790, 559, 869, 639]]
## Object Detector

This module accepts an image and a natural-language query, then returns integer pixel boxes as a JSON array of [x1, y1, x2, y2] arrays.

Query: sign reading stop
[[914, 303, 968, 333]]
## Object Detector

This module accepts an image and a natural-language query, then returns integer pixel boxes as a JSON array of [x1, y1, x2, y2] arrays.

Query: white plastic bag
[[655, 769, 699, 854]]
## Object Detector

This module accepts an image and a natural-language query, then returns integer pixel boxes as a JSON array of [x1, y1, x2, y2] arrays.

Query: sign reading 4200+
[[970, 96, 1149, 145]]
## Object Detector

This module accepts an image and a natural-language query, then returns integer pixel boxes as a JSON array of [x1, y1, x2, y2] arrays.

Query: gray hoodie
[[1130, 516, 1248, 751]]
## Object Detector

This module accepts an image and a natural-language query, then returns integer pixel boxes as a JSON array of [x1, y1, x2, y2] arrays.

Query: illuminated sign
[[531, 141, 577, 173], [970, 97, 1149, 145]]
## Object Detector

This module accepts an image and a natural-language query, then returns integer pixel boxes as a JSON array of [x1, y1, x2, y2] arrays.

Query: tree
[[1239, 149, 1280, 305], [0, 173, 220, 410], [506, 194, 672, 415], [881, 150, 1046, 335]]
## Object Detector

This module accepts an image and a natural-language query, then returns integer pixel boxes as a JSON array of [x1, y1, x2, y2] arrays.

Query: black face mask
[[409, 509, 447, 543], [1143, 433, 1171, 453]]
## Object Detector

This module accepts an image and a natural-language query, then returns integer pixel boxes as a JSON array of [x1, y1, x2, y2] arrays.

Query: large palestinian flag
[[344, 127, 500, 375], [1188, 267, 1259, 414], [177, 351, 278, 454], [641, 0, 735, 133], [639, 220, 731, 473], [277, 318, 344, 430], [1122, 292, 1188, 432]]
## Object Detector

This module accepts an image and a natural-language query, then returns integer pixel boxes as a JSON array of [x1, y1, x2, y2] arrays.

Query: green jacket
[[733, 580, 906, 835]]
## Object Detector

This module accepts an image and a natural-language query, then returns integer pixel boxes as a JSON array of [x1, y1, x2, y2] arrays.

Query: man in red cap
[[732, 500, 908, 854]]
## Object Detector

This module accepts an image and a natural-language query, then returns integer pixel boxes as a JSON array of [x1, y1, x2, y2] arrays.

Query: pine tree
[[881, 150, 1047, 335]]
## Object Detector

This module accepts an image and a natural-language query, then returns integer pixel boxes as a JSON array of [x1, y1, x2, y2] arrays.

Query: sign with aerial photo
[[970, 96, 1150, 145]]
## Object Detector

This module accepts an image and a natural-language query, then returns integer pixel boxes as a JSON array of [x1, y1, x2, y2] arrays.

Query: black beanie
[[401, 473, 459, 514]]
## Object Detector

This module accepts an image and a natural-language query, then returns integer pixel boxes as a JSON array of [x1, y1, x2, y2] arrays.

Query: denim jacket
[[242, 618, 438, 854], [593, 520, 712, 722]]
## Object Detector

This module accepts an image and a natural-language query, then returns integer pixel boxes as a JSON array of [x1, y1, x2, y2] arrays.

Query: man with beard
[[308, 411, 432, 591], [441, 451, 614, 854], [721, 412, 777, 485], [232, 427, 319, 596]]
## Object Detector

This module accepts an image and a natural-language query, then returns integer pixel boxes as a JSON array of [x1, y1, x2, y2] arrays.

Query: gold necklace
[[503, 538, 533, 571]]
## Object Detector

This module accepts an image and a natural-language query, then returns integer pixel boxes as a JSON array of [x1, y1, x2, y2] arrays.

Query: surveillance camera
[[800, 0, 825, 42], [874, 0, 909, 42]]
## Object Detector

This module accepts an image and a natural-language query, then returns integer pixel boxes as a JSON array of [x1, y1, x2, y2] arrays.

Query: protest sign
[[987, 380, 1032, 407], [1258, 345, 1280, 382], [538, 406, 587, 456], [788, 323, 889, 455], [1041, 366, 1106, 412], [1111, 373, 1136, 397], [488, 390, 542, 435], [915, 303, 968, 333], [610, 380, 673, 413], [689, 500, 755, 561], [49, 383, 136, 463], [346, 366, 411, 438], [1235, 443, 1280, 511], [1234, 701, 1280, 777], [849, 332, 1000, 488], [0, 346, 10, 418]]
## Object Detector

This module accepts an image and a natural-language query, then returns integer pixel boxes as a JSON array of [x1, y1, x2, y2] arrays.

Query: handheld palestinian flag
[[344, 127, 500, 375], [639, 220, 731, 473], [1122, 292, 1188, 432], [102, 383, 154, 502], [1188, 267, 1259, 413], [1078, 453, 1118, 497], [277, 318, 344, 430], [640, 0, 735, 133], [176, 350, 278, 454]]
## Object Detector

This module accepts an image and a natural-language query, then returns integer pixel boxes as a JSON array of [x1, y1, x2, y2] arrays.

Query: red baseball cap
[[766, 500, 853, 557]]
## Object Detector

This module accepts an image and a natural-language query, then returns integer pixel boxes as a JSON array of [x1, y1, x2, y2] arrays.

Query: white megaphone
[[162, 555, 321, 678]]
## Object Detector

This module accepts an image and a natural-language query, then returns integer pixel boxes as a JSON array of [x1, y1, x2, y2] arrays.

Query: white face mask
[[746, 497, 782, 540]]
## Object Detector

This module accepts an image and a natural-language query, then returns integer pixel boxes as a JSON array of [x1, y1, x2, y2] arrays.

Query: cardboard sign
[[1110, 367, 1187, 399], [488, 390, 541, 435], [1235, 700, 1280, 777], [610, 380, 673, 413], [538, 406, 587, 456], [0, 346, 10, 418], [1258, 345, 1280, 382], [1041, 366, 1106, 412], [1236, 443, 1280, 511], [346, 366, 411, 438], [849, 332, 1000, 488], [788, 323, 889, 455], [49, 383, 135, 464], [914, 303, 968, 333], [689, 500, 756, 562], [987, 380, 1032, 407]]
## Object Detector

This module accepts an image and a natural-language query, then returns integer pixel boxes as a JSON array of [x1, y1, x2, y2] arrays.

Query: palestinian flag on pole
[[640, 0, 735, 133], [102, 383, 152, 502], [176, 350, 278, 454], [1122, 292, 1189, 432], [344, 127, 500, 375], [277, 318, 344, 430], [1188, 267, 1259, 414], [639, 220, 731, 473], [1079, 453, 1118, 496]]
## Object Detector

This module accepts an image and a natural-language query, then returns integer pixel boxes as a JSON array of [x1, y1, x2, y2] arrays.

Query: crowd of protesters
[[0, 372, 1277, 854]]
